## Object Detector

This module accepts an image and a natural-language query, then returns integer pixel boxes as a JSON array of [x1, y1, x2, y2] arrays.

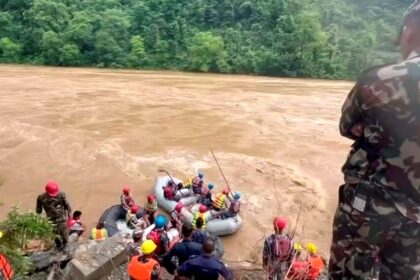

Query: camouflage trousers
[[53, 221, 68, 249], [329, 184, 420, 280]]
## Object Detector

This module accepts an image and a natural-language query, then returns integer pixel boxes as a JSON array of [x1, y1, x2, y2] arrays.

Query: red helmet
[[175, 202, 184, 213], [273, 217, 288, 231], [131, 205, 139, 214], [222, 188, 229, 195], [45, 181, 59, 197], [123, 186, 130, 195], [199, 204, 208, 213], [147, 195, 156, 203]]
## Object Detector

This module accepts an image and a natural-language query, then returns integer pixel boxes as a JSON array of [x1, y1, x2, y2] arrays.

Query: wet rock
[[63, 235, 128, 280], [30, 251, 53, 271]]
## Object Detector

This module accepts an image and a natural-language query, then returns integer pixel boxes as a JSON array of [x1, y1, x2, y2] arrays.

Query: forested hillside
[[0, 0, 412, 79]]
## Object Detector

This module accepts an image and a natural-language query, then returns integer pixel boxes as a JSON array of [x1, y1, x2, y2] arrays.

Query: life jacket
[[91, 228, 107, 241], [122, 194, 135, 208], [67, 218, 82, 229], [0, 254, 14, 280], [308, 255, 325, 279], [145, 201, 157, 214], [163, 186, 176, 200], [183, 178, 192, 188], [229, 200, 241, 214], [126, 212, 136, 224], [128, 256, 160, 280], [270, 234, 292, 262], [192, 176, 202, 188], [192, 212, 207, 229], [288, 260, 309, 279], [213, 193, 227, 209], [147, 229, 164, 255]]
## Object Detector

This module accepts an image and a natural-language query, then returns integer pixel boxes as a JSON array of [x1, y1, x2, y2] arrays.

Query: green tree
[[59, 43, 81, 66], [0, 37, 21, 62], [128, 35, 146, 68], [187, 32, 228, 73], [41, 31, 62, 65]]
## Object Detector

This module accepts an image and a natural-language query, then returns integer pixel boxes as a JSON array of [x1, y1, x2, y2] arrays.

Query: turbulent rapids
[[0, 65, 353, 262]]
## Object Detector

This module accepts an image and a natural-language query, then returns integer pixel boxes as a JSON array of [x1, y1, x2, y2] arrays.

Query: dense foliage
[[0, 0, 412, 79], [0, 207, 56, 276]]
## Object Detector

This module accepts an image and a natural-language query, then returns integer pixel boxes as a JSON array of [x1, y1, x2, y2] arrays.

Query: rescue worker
[[121, 186, 135, 212], [306, 243, 325, 280], [191, 172, 204, 195], [0, 231, 14, 280], [128, 240, 160, 280], [192, 204, 208, 229], [212, 188, 230, 212], [36, 180, 72, 249], [67, 210, 86, 242], [191, 217, 207, 245], [127, 205, 146, 229], [288, 243, 310, 280], [162, 223, 202, 274], [263, 217, 293, 280], [177, 238, 233, 280], [147, 215, 170, 257], [329, 3, 420, 279], [221, 192, 241, 219], [91, 221, 108, 241], [162, 180, 177, 201], [144, 195, 158, 225], [170, 202, 184, 231], [199, 183, 214, 208], [127, 229, 143, 259]]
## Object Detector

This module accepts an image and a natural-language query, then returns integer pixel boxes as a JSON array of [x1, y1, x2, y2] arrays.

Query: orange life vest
[[213, 193, 227, 209], [0, 254, 14, 280], [91, 228, 107, 241], [128, 256, 160, 280], [308, 255, 325, 279]]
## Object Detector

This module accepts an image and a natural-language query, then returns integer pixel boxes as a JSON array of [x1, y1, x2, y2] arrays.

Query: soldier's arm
[[36, 195, 43, 214], [339, 84, 364, 140], [62, 193, 72, 217]]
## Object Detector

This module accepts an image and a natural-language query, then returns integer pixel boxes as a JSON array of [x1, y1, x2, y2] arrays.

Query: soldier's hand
[[350, 123, 363, 137]]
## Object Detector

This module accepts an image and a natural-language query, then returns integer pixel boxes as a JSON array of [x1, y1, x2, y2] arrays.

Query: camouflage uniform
[[329, 34, 420, 280], [36, 192, 72, 248]]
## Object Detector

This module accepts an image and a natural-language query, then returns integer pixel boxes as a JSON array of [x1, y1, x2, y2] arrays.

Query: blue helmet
[[198, 172, 204, 179], [208, 183, 215, 190], [233, 192, 241, 200], [155, 215, 167, 229]]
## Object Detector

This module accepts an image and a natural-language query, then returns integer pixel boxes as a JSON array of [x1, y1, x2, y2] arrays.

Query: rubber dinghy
[[155, 176, 243, 236], [99, 205, 180, 248]]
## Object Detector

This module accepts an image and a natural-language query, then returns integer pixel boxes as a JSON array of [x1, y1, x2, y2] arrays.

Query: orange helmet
[[45, 181, 59, 197], [222, 188, 229, 195]]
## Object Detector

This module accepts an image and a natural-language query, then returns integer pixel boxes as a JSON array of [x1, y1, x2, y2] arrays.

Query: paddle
[[210, 149, 235, 198]]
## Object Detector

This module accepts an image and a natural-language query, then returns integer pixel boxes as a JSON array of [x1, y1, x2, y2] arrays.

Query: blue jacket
[[177, 255, 234, 280]]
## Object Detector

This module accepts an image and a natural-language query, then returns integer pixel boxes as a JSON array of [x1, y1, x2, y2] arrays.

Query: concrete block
[[63, 235, 128, 280]]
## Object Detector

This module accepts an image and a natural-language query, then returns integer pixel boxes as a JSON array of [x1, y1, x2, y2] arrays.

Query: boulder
[[63, 235, 129, 280]]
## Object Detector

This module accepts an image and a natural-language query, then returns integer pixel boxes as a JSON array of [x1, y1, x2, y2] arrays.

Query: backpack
[[163, 186, 175, 200], [271, 235, 292, 262], [148, 230, 163, 254]]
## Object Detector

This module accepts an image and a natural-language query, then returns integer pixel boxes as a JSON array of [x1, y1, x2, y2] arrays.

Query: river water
[[0, 65, 353, 263]]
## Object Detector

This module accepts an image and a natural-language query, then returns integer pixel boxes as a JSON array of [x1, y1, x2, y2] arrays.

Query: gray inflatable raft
[[154, 176, 243, 236]]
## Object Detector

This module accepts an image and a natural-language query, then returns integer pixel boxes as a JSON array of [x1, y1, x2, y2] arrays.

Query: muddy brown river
[[0, 65, 353, 263]]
